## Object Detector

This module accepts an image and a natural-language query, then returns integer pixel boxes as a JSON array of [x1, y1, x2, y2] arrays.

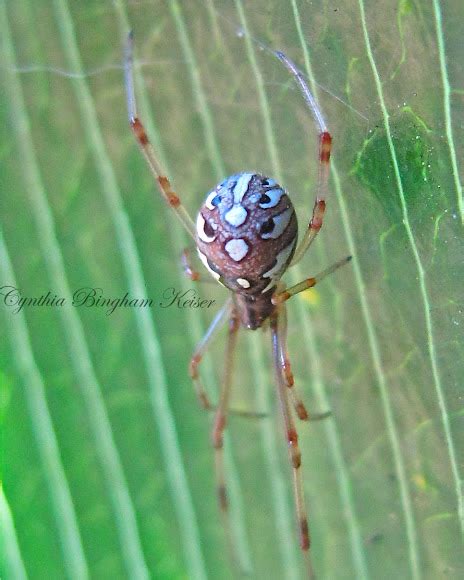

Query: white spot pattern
[[237, 278, 251, 288], [224, 205, 248, 226], [224, 238, 249, 262]]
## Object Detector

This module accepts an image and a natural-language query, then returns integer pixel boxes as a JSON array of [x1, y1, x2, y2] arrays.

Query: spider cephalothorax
[[195, 172, 298, 296]]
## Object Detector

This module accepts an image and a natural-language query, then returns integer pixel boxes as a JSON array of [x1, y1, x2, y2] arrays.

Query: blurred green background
[[1, 1, 463, 579]]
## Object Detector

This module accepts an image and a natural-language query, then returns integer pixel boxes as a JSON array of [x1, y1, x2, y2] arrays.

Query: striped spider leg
[[273, 51, 333, 268], [211, 304, 241, 567], [275, 289, 332, 423], [125, 31, 351, 576], [124, 31, 196, 240]]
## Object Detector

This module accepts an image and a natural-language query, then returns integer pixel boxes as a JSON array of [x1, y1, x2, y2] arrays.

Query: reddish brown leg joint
[[218, 484, 228, 511], [189, 354, 210, 409], [181, 249, 200, 281], [282, 356, 294, 387], [158, 176, 180, 207], [300, 518, 310, 551], [282, 358, 309, 421], [310, 199, 326, 231], [295, 402, 309, 422], [319, 131, 332, 164], [130, 117, 149, 145], [213, 415, 228, 512], [287, 428, 302, 469], [197, 392, 210, 410], [213, 414, 226, 449], [189, 354, 201, 380]]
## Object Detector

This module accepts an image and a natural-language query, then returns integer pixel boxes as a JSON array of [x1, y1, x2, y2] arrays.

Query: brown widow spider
[[125, 32, 351, 574]]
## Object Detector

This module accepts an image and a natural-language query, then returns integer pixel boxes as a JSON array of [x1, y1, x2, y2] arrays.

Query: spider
[[125, 32, 351, 572]]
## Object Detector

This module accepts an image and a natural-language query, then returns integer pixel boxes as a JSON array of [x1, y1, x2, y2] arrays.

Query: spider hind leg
[[270, 310, 310, 552], [211, 309, 244, 570]]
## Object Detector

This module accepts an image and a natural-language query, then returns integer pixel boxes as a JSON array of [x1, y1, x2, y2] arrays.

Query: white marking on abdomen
[[205, 190, 218, 209], [233, 173, 254, 204], [196, 213, 216, 242], [197, 250, 221, 281], [224, 205, 248, 226], [259, 187, 284, 208], [260, 208, 293, 239], [261, 239, 296, 292], [224, 238, 249, 262], [237, 278, 251, 288]]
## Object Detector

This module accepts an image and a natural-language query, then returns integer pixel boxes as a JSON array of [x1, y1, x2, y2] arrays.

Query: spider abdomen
[[196, 172, 298, 296]]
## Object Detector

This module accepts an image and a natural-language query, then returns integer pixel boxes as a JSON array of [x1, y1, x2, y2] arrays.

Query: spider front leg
[[272, 52, 332, 267], [125, 32, 196, 239], [273, 255, 352, 306], [290, 125, 331, 267]]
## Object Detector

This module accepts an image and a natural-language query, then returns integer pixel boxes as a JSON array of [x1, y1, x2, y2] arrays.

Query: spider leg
[[273, 255, 352, 306], [124, 32, 196, 239], [272, 51, 331, 267], [270, 311, 312, 557], [188, 289, 267, 419], [278, 302, 309, 421], [211, 308, 240, 566], [189, 298, 232, 409], [278, 302, 331, 422]]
